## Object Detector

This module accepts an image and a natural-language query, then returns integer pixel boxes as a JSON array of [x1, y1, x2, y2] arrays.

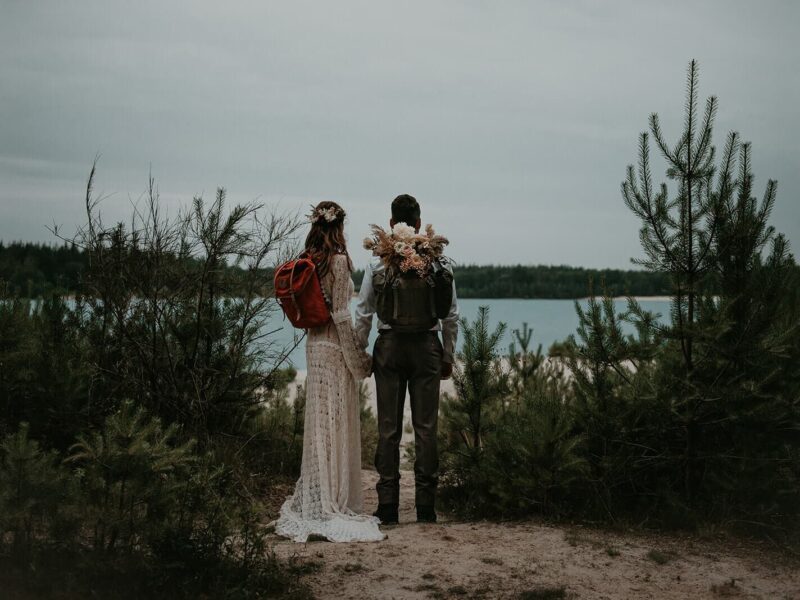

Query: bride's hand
[[361, 353, 373, 379], [347, 351, 372, 380]]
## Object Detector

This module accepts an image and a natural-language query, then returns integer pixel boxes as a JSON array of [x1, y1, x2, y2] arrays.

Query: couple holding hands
[[276, 194, 458, 543]]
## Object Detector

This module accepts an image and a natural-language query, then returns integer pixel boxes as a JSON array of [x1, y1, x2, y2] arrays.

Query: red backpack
[[274, 254, 331, 329]]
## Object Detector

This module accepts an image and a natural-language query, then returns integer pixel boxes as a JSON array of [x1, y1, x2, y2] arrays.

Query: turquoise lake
[[273, 298, 671, 371]]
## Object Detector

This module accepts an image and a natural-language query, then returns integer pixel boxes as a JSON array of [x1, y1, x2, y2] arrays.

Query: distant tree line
[[0, 240, 268, 298], [435, 264, 672, 298], [354, 264, 673, 298], [2, 241, 676, 299], [0, 241, 87, 297]]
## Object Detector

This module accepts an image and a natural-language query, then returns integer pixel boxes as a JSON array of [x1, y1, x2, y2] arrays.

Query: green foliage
[[615, 60, 800, 530], [0, 406, 311, 599], [484, 389, 587, 518], [0, 166, 310, 598], [439, 306, 507, 513], [440, 310, 587, 518], [66, 401, 198, 552], [446, 306, 507, 449], [0, 293, 91, 449], [562, 61, 800, 531], [238, 371, 306, 485], [561, 293, 669, 521], [440, 312, 588, 518], [439, 63, 800, 540], [506, 323, 544, 402], [0, 423, 76, 554]]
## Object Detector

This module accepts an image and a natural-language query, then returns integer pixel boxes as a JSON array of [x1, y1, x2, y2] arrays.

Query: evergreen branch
[[691, 95, 717, 172], [684, 59, 699, 155], [649, 114, 675, 164]]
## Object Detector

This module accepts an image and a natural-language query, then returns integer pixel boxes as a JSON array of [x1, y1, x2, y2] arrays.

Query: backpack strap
[[286, 256, 315, 321], [287, 261, 301, 322], [429, 276, 437, 318]]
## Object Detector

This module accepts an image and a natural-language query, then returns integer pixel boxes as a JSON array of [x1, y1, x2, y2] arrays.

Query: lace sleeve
[[331, 255, 372, 379]]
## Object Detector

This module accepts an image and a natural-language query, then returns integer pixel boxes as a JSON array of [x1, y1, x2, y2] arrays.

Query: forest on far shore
[[353, 264, 671, 298], [0, 240, 671, 299]]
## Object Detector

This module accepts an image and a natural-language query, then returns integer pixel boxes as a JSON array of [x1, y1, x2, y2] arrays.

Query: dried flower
[[391, 223, 416, 239], [364, 222, 449, 277], [309, 204, 343, 224]]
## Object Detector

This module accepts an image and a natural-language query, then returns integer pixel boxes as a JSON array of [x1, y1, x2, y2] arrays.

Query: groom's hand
[[441, 362, 453, 380]]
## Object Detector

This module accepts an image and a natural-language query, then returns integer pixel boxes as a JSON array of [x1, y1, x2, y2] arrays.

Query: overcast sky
[[1, 1, 798, 269]]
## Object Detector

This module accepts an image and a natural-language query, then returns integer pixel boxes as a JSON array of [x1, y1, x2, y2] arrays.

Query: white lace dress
[[275, 254, 385, 543]]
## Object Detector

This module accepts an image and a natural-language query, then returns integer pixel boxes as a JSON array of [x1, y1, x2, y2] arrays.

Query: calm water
[[273, 298, 671, 370]]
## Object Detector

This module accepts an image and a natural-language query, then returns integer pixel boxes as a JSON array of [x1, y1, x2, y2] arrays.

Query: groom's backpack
[[374, 259, 454, 332], [274, 254, 331, 329]]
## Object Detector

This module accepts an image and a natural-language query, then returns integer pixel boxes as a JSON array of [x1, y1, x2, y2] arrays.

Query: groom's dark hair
[[391, 194, 421, 225]]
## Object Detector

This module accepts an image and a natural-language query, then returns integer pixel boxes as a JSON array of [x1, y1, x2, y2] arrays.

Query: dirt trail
[[270, 469, 799, 599]]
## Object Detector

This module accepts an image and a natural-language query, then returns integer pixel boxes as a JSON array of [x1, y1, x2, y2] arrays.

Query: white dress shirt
[[354, 256, 459, 364]]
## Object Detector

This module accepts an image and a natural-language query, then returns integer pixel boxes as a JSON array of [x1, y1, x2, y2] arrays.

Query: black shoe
[[416, 505, 437, 523], [373, 503, 399, 524]]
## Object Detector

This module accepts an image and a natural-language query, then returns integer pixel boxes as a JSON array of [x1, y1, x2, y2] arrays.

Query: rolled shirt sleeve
[[440, 266, 459, 364], [353, 262, 375, 351]]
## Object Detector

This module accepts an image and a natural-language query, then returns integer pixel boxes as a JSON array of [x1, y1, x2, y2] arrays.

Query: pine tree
[[622, 59, 730, 374], [623, 60, 743, 503], [621, 60, 800, 524], [438, 306, 507, 514], [442, 306, 507, 451], [67, 401, 197, 552], [564, 289, 663, 519], [506, 322, 544, 407], [0, 423, 74, 554], [485, 388, 587, 518]]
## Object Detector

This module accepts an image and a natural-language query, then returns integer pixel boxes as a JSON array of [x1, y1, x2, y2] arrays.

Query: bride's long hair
[[304, 200, 353, 278]]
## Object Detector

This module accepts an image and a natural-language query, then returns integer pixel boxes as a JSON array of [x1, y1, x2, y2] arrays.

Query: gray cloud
[[2, 0, 798, 269]]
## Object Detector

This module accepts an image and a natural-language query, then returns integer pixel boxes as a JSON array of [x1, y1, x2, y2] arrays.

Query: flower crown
[[309, 204, 344, 224]]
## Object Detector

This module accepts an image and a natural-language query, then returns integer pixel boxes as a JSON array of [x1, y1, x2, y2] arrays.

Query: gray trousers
[[373, 330, 442, 507]]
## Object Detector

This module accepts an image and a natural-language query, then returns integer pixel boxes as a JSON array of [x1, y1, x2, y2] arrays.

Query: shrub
[[439, 311, 585, 519], [0, 167, 311, 598], [0, 405, 311, 599], [0, 423, 77, 556]]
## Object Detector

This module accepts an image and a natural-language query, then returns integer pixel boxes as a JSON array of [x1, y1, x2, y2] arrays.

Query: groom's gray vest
[[372, 260, 453, 332]]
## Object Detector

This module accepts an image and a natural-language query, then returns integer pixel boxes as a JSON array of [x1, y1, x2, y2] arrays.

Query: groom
[[355, 194, 459, 524]]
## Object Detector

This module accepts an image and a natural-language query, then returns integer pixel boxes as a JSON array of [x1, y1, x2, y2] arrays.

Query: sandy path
[[270, 469, 799, 600]]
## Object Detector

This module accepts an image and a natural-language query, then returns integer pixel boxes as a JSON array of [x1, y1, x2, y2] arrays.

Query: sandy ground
[[270, 469, 800, 600]]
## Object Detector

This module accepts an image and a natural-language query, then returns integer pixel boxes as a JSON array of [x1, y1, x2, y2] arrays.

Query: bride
[[275, 201, 385, 543]]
